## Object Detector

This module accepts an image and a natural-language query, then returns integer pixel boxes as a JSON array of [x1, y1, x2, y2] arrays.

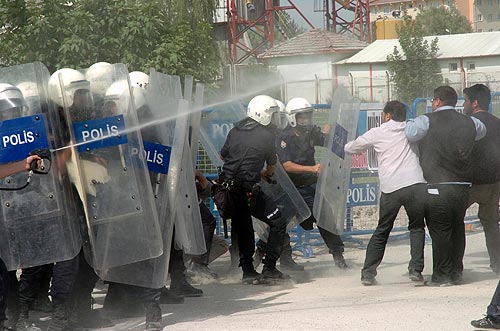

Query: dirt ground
[[52, 226, 497, 331]]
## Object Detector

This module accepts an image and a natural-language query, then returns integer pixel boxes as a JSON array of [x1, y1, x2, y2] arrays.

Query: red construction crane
[[225, 0, 315, 64]]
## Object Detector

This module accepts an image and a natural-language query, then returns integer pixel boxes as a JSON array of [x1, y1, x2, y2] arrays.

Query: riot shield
[[0, 62, 81, 270], [313, 86, 360, 235], [98, 74, 188, 287], [199, 102, 311, 227], [48, 64, 162, 270]]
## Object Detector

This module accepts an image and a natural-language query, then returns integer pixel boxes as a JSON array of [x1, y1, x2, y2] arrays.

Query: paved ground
[[32, 228, 500, 331]]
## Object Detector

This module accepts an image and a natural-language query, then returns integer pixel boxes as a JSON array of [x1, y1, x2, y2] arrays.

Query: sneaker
[[170, 279, 203, 297], [253, 247, 265, 269], [471, 315, 500, 329], [160, 288, 185, 304], [191, 263, 218, 279], [333, 253, 349, 269], [280, 257, 305, 271], [361, 277, 376, 286], [408, 270, 424, 282], [261, 265, 290, 280]]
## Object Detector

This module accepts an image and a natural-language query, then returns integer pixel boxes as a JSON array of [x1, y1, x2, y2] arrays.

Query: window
[[449, 63, 458, 71], [476, 0, 482, 5], [489, 28, 494, 31], [488, 14, 493, 20], [384, 6, 391, 13], [431, 1, 440, 7], [498, 13, 500, 19], [478, 28, 483, 32], [408, 3, 413, 8], [488, 0, 493, 4], [418, 3, 424, 9], [468, 63, 476, 70], [477, 14, 483, 21]]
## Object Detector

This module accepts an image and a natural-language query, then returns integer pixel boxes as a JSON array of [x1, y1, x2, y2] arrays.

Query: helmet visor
[[296, 111, 313, 127]]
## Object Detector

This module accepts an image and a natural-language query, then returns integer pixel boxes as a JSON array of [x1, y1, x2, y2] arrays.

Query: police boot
[[13, 303, 41, 331], [31, 295, 53, 313], [46, 304, 69, 331], [261, 260, 290, 282], [170, 278, 203, 298], [241, 264, 261, 285], [159, 288, 184, 304], [332, 252, 348, 269], [144, 302, 162, 331]]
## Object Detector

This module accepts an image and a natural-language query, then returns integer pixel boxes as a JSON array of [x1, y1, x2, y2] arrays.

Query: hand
[[322, 124, 331, 134], [25, 155, 41, 171], [311, 163, 321, 175]]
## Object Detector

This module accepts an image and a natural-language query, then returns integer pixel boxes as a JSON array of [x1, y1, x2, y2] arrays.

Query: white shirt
[[344, 120, 425, 193]]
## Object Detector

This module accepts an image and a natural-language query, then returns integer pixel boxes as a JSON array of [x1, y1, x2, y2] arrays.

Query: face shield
[[68, 86, 95, 122], [0, 85, 27, 121], [269, 106, 282, 128], [295, 110, 314, 131], [278, 111, 289, 130]]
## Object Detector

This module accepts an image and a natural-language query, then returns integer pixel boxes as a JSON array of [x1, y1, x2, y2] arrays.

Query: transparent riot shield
[[49, 64, 162, 270], [313, 86, 360, 235], [199, 102, 311, 226], [0, 62, 81, 270]]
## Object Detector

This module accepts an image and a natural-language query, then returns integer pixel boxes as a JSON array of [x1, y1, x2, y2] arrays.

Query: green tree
[[0, 0, 220, 83], [387, 15, 442, 103], [414, 6, 473, 36]]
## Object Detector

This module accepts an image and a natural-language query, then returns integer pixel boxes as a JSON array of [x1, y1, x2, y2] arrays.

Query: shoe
[[242, 264, 262, 285], [361, 277, 376, 286], [160, 288, 185, 304], [471, 315, 500, 329], [253, 247, 265, 269], [451, 272, 463, 285], [409, 270, 424, 282], [145, 302, 162, 331], [280, 257, 305, 271], [191, 263, 218, 279], [333, 253, 349, 269], [261, 265, 290, 280], [170, 279, 203, 297], [31, 296, 54, 313]]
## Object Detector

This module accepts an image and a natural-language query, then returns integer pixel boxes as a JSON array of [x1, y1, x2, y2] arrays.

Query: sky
[[287, 0, 326, 29]]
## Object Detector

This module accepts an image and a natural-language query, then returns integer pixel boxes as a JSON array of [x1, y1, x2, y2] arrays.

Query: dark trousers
[[231, 189, 286, 268], [487, 280, 500, 319], [361, 183, 426, 279], [426, 184, 470, 283], [51, 249, 98, 310], [298, 185, 344, 254], [0, 259, 8, 322], [191, 202, 216, 266], [18, 264, 53, 306], [467, 182, 500, 273], [169, 246, 186, 285]]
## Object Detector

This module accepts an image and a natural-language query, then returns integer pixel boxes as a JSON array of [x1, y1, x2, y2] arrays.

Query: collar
[[434, 105, 455, 112]]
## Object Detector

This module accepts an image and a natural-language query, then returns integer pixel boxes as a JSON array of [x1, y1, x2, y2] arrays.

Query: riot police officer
[[219, 95, 288, 284], [277, 97, 348, 269]]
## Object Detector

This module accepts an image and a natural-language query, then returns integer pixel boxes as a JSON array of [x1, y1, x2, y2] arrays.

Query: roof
[[258, 29, 368, 59], [369, 0, 413, 6], [341, 31, 500, 64]]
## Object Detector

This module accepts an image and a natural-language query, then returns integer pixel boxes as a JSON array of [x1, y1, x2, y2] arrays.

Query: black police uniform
[[0, 259, 8, 327], [220, 118, 287, 272], [277, 126, 345, 255]]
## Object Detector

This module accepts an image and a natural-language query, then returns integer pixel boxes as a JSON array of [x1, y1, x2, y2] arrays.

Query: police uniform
[[277, 126, 345, 256], [221, 118, 287, 277]]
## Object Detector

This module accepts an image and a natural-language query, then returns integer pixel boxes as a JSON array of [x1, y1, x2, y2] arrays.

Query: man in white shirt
[[345, 101, 426, 286]]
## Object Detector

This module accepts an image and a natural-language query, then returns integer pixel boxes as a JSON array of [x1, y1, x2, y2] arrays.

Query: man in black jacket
[[463, 84, 500, 275], [405, 86, 486, 286]]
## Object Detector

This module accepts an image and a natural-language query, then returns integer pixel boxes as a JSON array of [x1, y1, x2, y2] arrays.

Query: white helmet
[[16, 81, 39, 100], [0, 83, 26, 119], [275, 99, 288, 130], [247, 95, 279, 126], [48, 68, 89, 106], [85, 62, 115, 95], [129, 71, 149, 90], [285, 97, 314, 128]]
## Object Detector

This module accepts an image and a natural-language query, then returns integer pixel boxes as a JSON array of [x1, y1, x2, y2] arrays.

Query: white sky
[[287, 0, 326, 29]]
